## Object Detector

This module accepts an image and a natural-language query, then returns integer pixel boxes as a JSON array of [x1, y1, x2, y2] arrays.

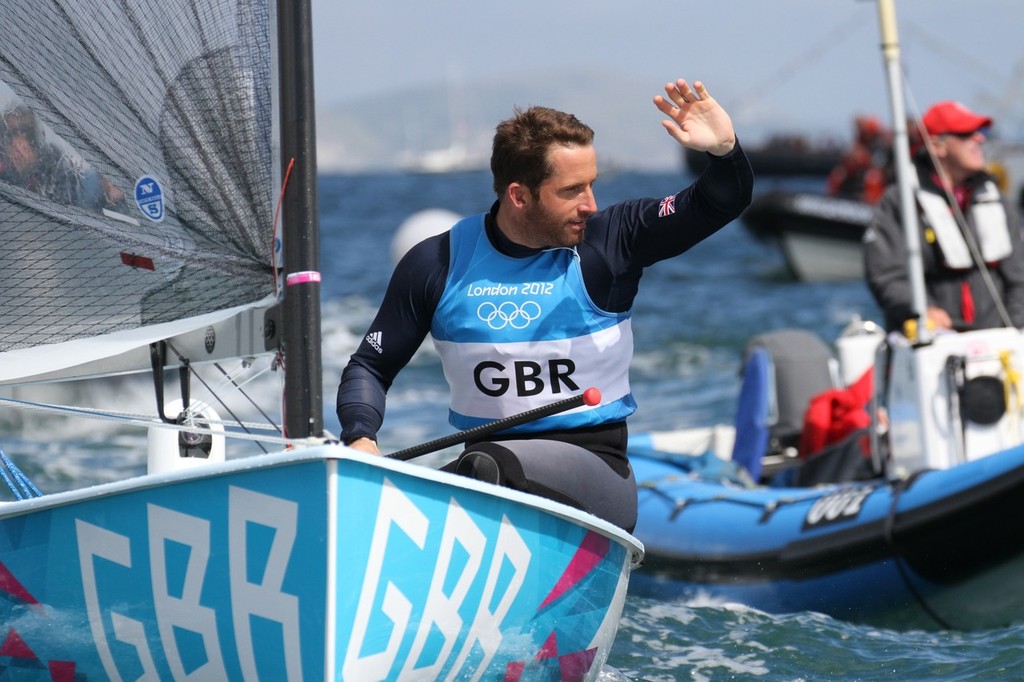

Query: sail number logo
[[135, 175, 165, 222], [803, 485, 874, 529]]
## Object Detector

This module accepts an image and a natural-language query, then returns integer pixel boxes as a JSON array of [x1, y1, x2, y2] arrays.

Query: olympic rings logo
[[477, 301, 542, 330]]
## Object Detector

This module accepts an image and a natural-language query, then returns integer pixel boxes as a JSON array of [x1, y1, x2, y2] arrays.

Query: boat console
[[886, 327, 1024, 475]]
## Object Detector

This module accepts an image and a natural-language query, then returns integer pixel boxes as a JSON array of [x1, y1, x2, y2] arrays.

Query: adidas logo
[[366, 331, 383, 354]]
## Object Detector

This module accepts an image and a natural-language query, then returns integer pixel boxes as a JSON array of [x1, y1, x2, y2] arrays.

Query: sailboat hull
[[0, 445, 641, 680]]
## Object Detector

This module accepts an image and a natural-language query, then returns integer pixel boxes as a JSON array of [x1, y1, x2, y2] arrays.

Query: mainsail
[[0, 1, 277, 384]]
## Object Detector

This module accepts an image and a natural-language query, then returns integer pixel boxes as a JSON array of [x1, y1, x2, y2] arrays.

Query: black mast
[[276, 0, 323, 438]]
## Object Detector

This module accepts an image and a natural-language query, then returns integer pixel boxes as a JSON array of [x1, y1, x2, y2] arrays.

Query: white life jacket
[[916, 174, 1010, 269]]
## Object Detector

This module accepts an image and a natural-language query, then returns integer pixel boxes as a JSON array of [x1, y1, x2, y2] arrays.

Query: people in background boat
[[0, 104, 124, 210], [337, 78, 753, 532], [863, 101, 1024, 334], [825, 115, 892, 204]]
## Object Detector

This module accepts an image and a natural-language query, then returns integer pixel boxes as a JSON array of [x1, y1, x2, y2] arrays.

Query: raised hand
[[653, 79, 736, 157]]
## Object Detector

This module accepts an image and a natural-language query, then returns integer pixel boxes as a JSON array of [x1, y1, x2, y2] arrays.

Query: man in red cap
[[863, 100, 1024, 333]]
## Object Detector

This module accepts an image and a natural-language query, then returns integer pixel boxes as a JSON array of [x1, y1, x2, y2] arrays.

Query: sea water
[[7, 168, 1024, 680]]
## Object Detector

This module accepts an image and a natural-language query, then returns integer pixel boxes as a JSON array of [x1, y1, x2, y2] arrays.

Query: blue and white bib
[[432, 215, 636, 432]]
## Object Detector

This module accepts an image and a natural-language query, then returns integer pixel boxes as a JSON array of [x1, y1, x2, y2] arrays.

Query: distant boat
[[684, 134, 844, 177], [401, 64, 489, 174], [401, 143, 488, 174], [742, 190, 872, 282]]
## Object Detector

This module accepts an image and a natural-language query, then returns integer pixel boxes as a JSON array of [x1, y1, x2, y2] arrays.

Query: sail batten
[[0, 1, 277, 376]]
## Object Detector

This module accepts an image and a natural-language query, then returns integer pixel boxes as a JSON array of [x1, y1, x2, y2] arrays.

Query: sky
[[310, 0, 1024, 170]]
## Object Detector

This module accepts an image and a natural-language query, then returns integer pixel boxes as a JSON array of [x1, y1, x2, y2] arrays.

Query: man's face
[[8, 133, 38, 176], [521, 144, 598, 248], [936, 129, 987, 183]]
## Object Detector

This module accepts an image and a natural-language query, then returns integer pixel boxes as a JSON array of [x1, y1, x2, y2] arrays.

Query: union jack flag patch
[[658, 194, 676, 217]]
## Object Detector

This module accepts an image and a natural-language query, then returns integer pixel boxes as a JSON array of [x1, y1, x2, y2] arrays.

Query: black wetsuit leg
[[449, 439, 637, 532]]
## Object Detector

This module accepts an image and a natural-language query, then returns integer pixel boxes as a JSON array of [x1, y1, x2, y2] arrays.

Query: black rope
[[882, 476, 955, 629], [186, 365, 270, 455], [638, 476, 817, 523], [212, 361, 282, 434], [166, 341, 277, 454]]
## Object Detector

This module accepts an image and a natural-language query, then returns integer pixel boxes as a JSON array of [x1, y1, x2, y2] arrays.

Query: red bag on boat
[[799, 367, 873, 458]]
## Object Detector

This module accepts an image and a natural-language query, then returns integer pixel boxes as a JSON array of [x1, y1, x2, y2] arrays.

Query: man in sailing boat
[[337, 78, 753, 532], [1, 104, 125, 209], [864, 101, 1024, 333]]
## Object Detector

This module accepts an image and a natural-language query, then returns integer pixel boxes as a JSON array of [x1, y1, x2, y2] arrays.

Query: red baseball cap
[[922, 101, 992, 136]]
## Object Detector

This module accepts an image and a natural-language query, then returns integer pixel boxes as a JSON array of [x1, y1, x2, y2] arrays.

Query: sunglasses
[[946, 127, 988, 140]]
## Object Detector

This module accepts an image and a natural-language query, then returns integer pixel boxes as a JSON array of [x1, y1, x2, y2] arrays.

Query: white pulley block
[[147, 399, 226, 475]]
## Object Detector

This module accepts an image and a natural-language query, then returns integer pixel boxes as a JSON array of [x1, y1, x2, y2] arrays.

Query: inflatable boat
[[628, 322, 1024, 631]]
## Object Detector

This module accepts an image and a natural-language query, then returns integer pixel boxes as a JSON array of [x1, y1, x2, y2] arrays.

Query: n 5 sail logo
[[135, 175, 165, 222]]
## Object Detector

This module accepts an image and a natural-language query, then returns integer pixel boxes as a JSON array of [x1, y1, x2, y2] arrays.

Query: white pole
[[876, 0, 930, 341]]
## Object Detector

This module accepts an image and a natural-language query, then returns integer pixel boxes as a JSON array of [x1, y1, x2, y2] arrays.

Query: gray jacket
[[863, 164, 1024, 332]]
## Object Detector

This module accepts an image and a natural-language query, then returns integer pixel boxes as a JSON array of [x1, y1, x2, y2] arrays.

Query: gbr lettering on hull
[[76, 487, 302, 681], [343, 478, 532, 680], [74, 479, 534, 681]]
